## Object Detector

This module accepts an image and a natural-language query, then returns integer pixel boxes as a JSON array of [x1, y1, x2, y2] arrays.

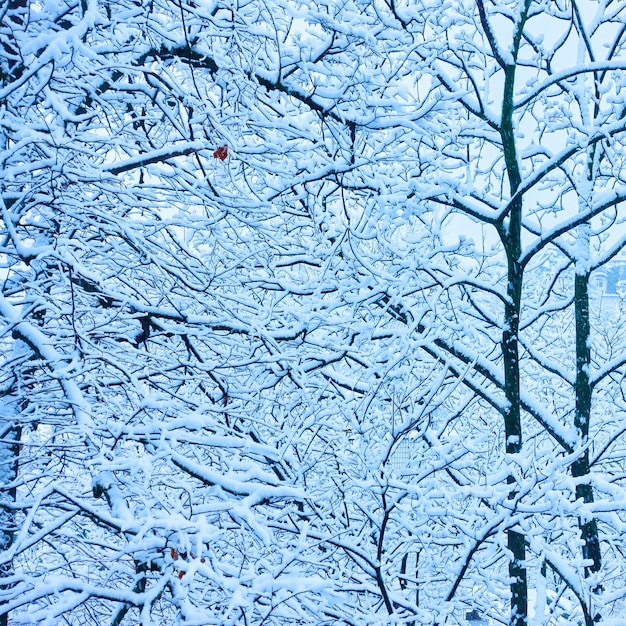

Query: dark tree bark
[[573, 269, 601, 575], [496, 4, 532, 620]]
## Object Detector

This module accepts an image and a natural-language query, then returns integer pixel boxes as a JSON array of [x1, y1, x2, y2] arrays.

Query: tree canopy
[[3, 0, 626, 624]]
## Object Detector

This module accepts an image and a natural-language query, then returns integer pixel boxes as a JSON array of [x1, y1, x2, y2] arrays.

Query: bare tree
[[5, 0, 626, 625]]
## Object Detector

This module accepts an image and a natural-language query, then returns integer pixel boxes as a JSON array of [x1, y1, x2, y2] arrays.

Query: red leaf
[[213, 144, 228, 161], [170, 548, 179, 561], [178, 570, 186, 579]]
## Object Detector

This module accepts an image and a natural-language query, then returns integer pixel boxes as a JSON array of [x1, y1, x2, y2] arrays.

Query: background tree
[[394, 0, 626, 623]]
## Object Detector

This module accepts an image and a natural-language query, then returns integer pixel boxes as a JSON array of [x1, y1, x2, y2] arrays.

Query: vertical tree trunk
[[573, 270, 601, 573], [572, 267, 601, 626], [487, 2, 532, 620], [501, 227, 527, 626], [570, 139, 602, 623], [500, 43, 529, 625]]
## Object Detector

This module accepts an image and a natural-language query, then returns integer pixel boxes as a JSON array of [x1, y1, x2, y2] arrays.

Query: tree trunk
[[573, 270, 601, 573], [502, 238, 527, 626], [572, 268, 601, 626], [500, 36, 529, 623]]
